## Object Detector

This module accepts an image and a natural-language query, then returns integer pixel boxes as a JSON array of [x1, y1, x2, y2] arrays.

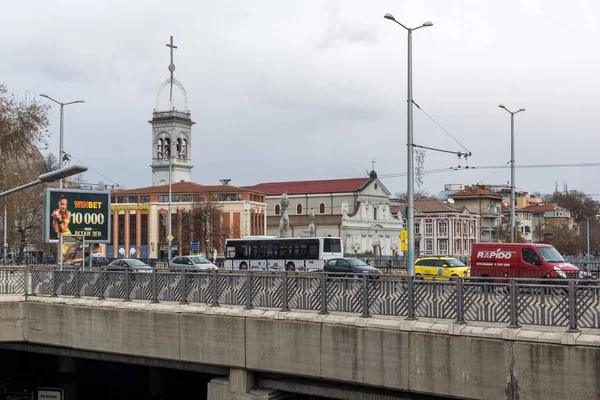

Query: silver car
[[106, 258, 153, 273], [170, 255, 217, 271]]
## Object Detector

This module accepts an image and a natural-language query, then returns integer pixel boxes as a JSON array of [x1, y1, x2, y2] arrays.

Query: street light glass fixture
[[0, 165, 88, 198], [384, 12, 433, 275]]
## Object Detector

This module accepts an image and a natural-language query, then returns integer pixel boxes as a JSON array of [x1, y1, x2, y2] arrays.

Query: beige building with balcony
[[449, 186, 503, 242]]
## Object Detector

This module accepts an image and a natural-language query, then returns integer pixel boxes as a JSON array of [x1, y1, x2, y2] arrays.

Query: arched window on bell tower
[[176, 138, 182, 158], [182, 139, 187, 158], [164, 138, 171, 159], [157, 138, 163, 160]]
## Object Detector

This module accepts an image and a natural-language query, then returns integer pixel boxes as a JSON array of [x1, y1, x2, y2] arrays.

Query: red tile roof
[[522, 204, 568, 213], [449, 185, 502, 198], [244, 177, 370, 196], [113, 181, 262, 195]]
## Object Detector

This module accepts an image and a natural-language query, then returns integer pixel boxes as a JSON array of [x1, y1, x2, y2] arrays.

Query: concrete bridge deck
[[2, 294, 600, 399]]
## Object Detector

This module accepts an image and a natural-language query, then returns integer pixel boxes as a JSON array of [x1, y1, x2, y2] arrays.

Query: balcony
[[152, 157, 192, 166]]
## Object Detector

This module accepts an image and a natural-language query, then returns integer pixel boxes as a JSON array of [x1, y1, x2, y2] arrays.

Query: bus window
[[226, 247, 236, 259], [324, 238, 341, 253], [308, 244, 318, 259]]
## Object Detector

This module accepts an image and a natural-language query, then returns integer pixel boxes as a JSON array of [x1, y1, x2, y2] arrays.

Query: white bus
[[224, 236, 343, 271]]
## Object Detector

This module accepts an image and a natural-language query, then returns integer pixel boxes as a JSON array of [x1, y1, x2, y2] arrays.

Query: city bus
[[224, 236, 343, 271]]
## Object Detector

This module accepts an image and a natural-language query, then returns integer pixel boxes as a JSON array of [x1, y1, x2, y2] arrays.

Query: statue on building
[[308, 208, 316, 237], [279, 193, 290, 238]]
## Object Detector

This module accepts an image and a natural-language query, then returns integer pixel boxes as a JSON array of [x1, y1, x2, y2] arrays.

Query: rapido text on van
[[470, 243, 581, 279]]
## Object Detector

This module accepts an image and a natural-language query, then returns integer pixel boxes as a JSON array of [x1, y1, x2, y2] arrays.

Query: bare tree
[[495, 216, 525, 243], [44, 152, 59, 171], [392, 190, 430, 202]]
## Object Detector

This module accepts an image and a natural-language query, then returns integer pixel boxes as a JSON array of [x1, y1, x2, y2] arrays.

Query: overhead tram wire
[[63, 152, 122, 188], [412, 100, 472, 155], [379, 161, 600, 179]]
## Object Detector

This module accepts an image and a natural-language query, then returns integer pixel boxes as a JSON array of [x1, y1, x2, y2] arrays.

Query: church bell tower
[[150, 36, 194, 186]]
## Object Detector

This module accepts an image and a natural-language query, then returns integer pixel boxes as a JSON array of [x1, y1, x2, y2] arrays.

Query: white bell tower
[[150, 36, 194, 186]]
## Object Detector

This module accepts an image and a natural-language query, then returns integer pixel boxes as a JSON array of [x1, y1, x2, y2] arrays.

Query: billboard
[[44, 188, 111, 243]]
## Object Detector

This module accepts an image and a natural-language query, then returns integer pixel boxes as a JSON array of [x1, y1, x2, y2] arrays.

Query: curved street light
[[498, 105, 526, 243], [384, 13, 433, 275], [39, 94, 85, 189]]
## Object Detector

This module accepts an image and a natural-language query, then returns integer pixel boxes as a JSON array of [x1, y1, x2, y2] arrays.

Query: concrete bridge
[[2, 293, 600, 399]]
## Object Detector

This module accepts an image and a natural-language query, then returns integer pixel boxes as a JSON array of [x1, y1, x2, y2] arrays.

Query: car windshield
[[446, 259, 466, 267], [537, 247, 565, 263], [347, 259, 368, 267], [128, 259, 149, 267], [190, 256, 211, 264]]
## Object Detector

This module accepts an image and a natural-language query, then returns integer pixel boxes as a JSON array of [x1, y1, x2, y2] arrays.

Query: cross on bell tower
[[149, 35, 195, 186]]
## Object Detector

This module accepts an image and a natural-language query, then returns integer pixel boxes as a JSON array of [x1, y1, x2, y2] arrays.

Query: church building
[[107, 36, 266, 260], [244, 170, 404, 256]]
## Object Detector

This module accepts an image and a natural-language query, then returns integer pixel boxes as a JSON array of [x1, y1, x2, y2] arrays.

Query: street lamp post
[[384, 13, 433, 275], [39, 94, 85, 189], [587, 215, 600, 261], [498, 105, 525, 243]]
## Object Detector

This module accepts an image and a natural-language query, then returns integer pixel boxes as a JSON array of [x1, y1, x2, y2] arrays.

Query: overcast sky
[[3, 0, 599, 198]]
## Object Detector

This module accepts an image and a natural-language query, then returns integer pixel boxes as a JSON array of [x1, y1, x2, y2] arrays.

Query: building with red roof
[[394, 198, 479, 257], [243, 170, 404, 256], [109, 182, 267, 259], [448, 185, 503, 242]]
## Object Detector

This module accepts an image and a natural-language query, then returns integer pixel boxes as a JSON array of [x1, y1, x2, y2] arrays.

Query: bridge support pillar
[[207, 368, 290, 400]]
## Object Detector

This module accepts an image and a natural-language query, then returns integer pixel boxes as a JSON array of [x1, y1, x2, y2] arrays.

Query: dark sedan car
[[323, 258, 381, 276], [106, 259, 153, 273]]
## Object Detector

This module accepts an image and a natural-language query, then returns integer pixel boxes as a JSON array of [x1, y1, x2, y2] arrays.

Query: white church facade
[[245, 171, 404, 256]]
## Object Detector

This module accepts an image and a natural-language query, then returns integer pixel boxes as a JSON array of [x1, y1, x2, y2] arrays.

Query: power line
[[63, 151, 122, 188], [379, 161, 600, 179], [476, 161, 511, 185], [412, 100, 471, 154]]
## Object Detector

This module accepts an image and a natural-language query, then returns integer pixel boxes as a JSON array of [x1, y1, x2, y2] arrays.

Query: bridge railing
[[3, 267, 600, 331]]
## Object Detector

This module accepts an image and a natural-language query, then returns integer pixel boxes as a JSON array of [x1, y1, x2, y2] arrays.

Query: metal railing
[[3, 267, 600, 331]]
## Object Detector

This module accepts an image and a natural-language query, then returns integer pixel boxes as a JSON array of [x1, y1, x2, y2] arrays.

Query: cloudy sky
[[3, 0, 599, 198]]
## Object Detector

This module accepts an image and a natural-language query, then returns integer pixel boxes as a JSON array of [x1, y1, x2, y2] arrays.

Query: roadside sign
[[167, 234, 174, 242], [400, 230, 408, 252], [37, 388, 63, 400], [3, 243, 7, 249], [190, 240, 199, 251]]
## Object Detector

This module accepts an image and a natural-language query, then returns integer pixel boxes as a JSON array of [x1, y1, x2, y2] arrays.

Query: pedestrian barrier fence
[[2, 267, 600, 331]]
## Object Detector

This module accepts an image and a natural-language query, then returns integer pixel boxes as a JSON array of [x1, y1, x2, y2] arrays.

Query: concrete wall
[[0, 296, 24, 342], [2, 296, 600, 399]]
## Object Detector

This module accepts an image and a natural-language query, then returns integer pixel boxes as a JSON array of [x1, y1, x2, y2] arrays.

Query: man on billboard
[[52, 195, 72, 235]]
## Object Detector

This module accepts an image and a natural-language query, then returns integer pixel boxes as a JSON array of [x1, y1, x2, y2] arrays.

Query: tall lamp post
[[498, 105, 525, 243], [39, 94, 85, 189], [384, 13, 433, 275], [587, 215, 600, 262]]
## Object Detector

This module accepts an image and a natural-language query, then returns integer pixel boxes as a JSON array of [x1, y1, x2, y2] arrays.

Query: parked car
[[73, 255, 110, 267], [414, 257, 470, 280], [170, 255, 217, 271], [106, 259, 153, 273], [323, 258, 381, 277]]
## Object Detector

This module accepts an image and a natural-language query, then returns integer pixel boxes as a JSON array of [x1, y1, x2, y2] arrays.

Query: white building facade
[[396, 198, 479, 257], [245, 171, 404, 256]]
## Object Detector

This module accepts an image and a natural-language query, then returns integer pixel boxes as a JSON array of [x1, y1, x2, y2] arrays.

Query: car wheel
[[286, 262, 295, 272], [239, 262, 248, 270]]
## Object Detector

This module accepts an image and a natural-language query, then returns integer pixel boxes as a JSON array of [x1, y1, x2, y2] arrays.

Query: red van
[[471, 243, 580, 279]]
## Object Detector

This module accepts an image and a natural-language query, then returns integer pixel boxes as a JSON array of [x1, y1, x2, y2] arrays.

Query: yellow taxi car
[[414, 257, 470, 280]]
